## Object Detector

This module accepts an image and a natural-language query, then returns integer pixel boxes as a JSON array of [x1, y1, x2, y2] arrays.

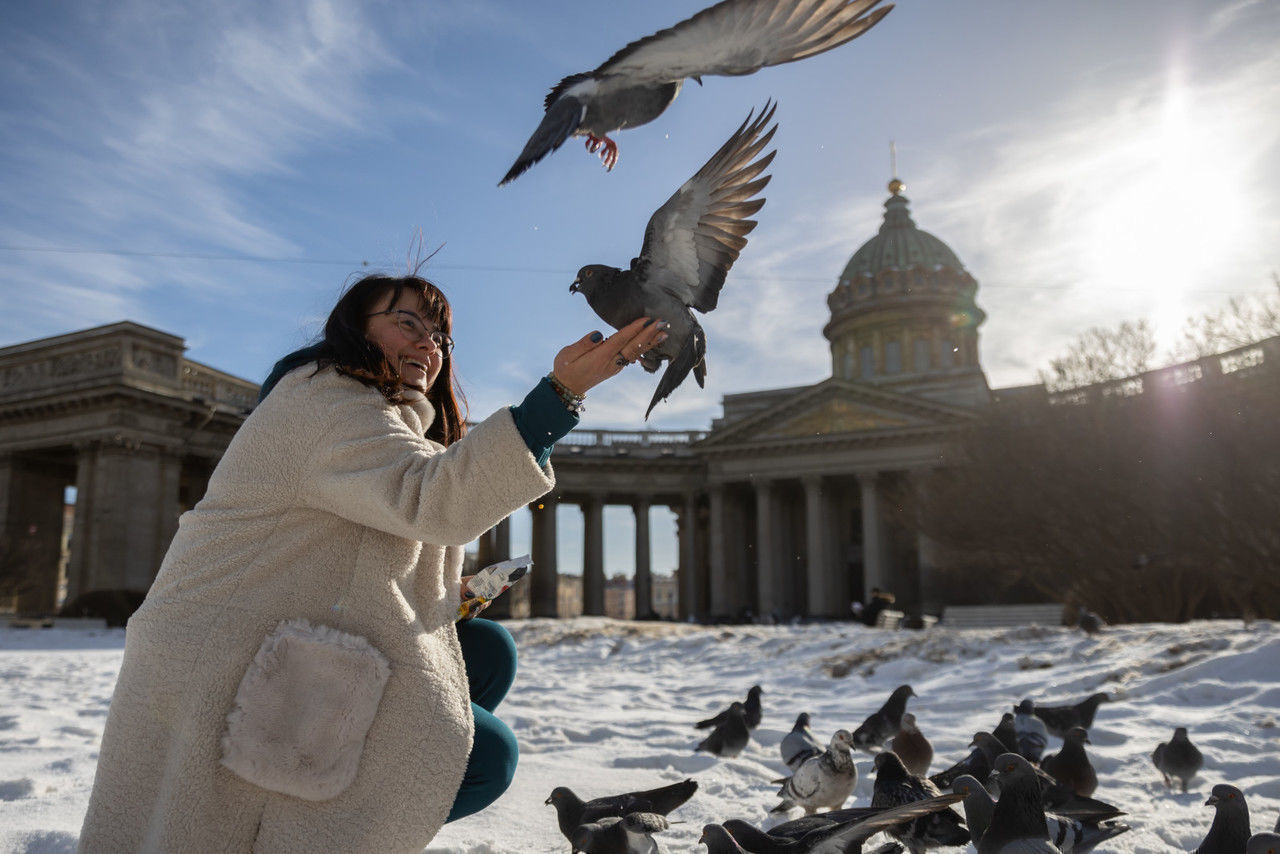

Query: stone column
[[858, 472, 885, 600], [753, 479, 777, 621], [707, 484, 729, 619], [633, 498, 652, 619], [676, 494, 698, 621], [910, 471, 942, 616], [475, 516, 516, 618], [803, 475, 834, 617], [582, 496, 605, 616], [529, 495, 559, 617]]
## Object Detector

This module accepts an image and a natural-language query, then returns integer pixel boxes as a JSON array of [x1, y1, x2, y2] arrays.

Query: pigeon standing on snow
[[1014, 699, 1050, 764], [698, 685, 764, 730], [697, 701, 750, 757], [772, 729, 859, 815], [572, 812, 670, 854], [889, 713, 933, 777], [871, 751, 970, 853], [1194, 784, 1252, 854], [1076, 607, 1105, 635], [1153, 726, 1204, 793], [1248, 832, 1280, 854], [1040, 727, 1098, 798], [980, 753, 1059, 854], [852, 685, 917, 753], [993, 713, 1019, 754], [546, 778, 698, 846], [1033, 694, 1111, 739], [781, 712, 825, 771], [499, 0, 893, 184], [930, 732, 1005, 792], [571, 103, 777, 419], [954, 774, 1130, 854]]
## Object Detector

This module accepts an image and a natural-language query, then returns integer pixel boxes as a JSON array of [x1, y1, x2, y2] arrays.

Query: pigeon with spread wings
[[571, 102, 777, 419], [499, 0, 890, 184]]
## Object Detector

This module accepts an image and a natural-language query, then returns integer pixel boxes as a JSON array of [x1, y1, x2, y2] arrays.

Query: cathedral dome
[[840, 181, 968, 280]]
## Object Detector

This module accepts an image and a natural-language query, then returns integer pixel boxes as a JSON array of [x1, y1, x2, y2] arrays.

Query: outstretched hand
[[552, 317, 669, 395]]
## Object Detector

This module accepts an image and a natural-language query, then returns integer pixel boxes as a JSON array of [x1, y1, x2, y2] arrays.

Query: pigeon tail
[[645, 321, 704, 418], [500, 96, 586, 185]]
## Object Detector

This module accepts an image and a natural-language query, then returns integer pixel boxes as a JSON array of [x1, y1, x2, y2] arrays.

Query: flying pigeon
[[697, 701, 751, 757], [992, 713, 1019, 755], [930, 732, 1005, 793], [889, 713, 933, 777], [710, 795, 965, 854], [871, 751, 970, 854], [499, 0, 892, 184], [546, 778, 698, 845], [781, 712, 825, 771], [1014, 699, 1049, 763], [572, 812, 670, 854], [953, 774, 1130, 854], [571, 102, 777, 419], [1194, 784, 1252, 854], [772, 729, 859, 815], [1033, 694, 1111, 739], [852, 685, 916, 753], [979, 753, 1060, 854], [1153, 726, 1204, 793], [1248, 832, 1280, 854], [1040, 728, 1097, 798], [698, 685, 764, 730]]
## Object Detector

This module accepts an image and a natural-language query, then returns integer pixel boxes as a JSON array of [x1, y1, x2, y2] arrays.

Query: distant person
[[77, 273, 669, 853], [862, 587, 896, 627]]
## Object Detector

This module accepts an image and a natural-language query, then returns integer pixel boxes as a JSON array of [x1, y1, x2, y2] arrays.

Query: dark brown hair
[[315, 274, 468, 446]]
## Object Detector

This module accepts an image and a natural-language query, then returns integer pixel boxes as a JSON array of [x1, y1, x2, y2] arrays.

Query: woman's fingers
[[551, 317, 669, 396]]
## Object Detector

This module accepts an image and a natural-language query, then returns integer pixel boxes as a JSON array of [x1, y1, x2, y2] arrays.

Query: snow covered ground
[[1, 617, 1277, 853]]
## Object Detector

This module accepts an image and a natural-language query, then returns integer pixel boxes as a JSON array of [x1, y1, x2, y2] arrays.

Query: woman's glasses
[[368, 309, 454, 356]]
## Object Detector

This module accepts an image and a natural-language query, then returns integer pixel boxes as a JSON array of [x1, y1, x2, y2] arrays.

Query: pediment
[[699, 379, 976, 448]]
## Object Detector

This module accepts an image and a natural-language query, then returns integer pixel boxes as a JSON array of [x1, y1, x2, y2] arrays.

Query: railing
[[557, 428, 707, 447]]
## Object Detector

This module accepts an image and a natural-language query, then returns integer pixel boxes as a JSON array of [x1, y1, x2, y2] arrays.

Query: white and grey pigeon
[[499, 0, 892, 184], [571, 102, 777, 418], [1014, 699, 1050, 764], [781, 712, 826, 771], [772, 729, 859, 815], [572, 812, 670, 854]]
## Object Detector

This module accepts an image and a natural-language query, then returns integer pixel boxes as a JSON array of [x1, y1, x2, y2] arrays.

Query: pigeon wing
[[636, 101, 776, 314], [500, 94, 588, 185], [806, 794, 966, 854], [594, 0, 893, 86]]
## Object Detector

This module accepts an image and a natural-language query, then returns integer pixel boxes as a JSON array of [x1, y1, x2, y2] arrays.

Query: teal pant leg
[[445, 619, 519, 822]]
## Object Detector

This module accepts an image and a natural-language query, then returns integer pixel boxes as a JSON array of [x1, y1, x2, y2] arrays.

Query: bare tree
[[1038, 320, 1157, 392], [1173, 274, 1280, 360]]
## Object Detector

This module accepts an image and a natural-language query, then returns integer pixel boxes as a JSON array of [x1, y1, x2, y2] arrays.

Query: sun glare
[[1081, 77, 1250, 347]]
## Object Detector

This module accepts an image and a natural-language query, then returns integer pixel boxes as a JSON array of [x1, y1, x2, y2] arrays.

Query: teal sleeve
[[509, 378, 580, 467]]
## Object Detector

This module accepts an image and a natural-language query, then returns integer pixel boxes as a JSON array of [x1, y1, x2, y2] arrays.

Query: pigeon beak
[[544, 796, 553, 805], [1205, 795, 1219, 807], [569, 281, 579, 293]]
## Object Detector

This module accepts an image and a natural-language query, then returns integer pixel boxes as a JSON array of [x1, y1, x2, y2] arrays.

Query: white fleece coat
[[78, 366, 555, 853]]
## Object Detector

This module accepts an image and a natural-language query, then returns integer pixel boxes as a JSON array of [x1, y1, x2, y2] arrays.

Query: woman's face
[[364, 289, 447, 392]]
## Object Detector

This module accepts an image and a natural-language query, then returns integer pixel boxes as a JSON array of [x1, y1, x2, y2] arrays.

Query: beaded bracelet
[[546, 372, 586, 415]]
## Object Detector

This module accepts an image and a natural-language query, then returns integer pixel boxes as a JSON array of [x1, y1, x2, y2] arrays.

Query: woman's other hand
[[552, 317, 669, 395]]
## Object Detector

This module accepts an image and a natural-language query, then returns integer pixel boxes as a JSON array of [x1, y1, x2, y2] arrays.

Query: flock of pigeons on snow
[[544, 684, 1280, 853], [499, 0, 893, 419]]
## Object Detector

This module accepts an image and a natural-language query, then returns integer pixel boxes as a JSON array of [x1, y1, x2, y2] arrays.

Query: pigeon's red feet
[[583, 135, 619, 171]]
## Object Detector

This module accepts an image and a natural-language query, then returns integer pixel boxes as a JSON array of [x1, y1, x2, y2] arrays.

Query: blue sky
[[3, 0, 1278, 580]]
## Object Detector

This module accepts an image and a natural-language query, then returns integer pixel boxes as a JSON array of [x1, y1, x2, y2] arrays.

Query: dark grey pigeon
[[546, 778, 698, 845], [1040, 728, 1097, 798], [930, 732, 1005, 792], [889, 713, 933, 777], [714, 794, 965, 854], [572, 812, 669, 854], [1033, 694, 1111, 739], [852, 685, 916, 753], [993, 713, 1019, 755], [1153, 726, 1204, 793], [1247, 831, 1280, 854], [1076, 607, 1105, 635], [979, 753, 1059, 854], [1194, 784, 1251, 854], [782, 712, 826, 771], [697, 701, 751, 757], [698, 685, 764, 730], [571, 103, 777, 419], [499, 0, 892, 184], [954, 774, 1130, 854], [1014, 699, 1049, 764], [871, 751, 970, 854]]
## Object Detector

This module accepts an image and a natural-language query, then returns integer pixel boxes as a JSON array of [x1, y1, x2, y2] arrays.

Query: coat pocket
[[220, 618, 391, 801]]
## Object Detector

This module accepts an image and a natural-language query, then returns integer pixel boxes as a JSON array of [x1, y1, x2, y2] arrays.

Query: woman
[[78, 273, 667, 853]]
